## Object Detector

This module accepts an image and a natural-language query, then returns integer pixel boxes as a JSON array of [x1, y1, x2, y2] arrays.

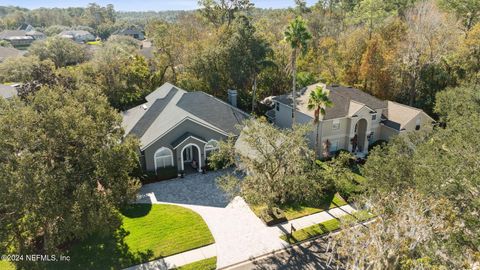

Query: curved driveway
[[136, 170, 356, 269], [136, 170, 288, 268]]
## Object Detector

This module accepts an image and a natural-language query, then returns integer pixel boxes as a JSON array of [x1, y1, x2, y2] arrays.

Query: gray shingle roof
[[122, 83, 250, 150], [0, 46, 22, 62], [327, 85, 387, 109], [171, 132, 206, 148], [273, 84, 387, 120], [128, 88, 178, 138], [0, 30, 27, 39], [176, 91, 248, 135]]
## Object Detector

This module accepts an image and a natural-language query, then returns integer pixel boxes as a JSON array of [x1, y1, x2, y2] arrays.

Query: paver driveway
[[136, 170, 288, 268], [135, 170, 356, 269]]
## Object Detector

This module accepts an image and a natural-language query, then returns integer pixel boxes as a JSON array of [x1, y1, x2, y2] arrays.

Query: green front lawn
[[251, 193, 347, 221], [176, 257, 217, 270], [48, 203, 214, 270], [280, 210, 374, 244], [122, 204, 214, 258]]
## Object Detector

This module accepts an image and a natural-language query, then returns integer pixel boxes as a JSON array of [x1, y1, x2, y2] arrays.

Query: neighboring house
[[0, 46, 23, 62], [0, 27, 45, 48], [0, 84, 18, 99], [58, 30, 96, 43], [269, 83, 434, 156], [122, 83, 249, 174], [114, 28, 145, 40]]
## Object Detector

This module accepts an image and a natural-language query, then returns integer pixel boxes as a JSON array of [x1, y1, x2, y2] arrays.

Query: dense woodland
[[0, 1, 479, 269], [1, 0, 479, 114]]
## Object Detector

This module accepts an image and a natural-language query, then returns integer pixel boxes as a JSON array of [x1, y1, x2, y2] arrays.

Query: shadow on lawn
[[121, 203, 152, 218], [48, 228, 154, 270]]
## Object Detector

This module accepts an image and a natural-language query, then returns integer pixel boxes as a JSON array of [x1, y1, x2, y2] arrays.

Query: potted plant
[[179, 170, 185, 178], [201, 166, 207, 174]]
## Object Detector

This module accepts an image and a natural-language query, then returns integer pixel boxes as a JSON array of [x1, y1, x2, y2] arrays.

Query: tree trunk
[[252, 75, 257, 113], [170, 65, 177, 84], [409, 74, 417, 106], [315, 121, 320, 158], [292, 50, 297, 126]]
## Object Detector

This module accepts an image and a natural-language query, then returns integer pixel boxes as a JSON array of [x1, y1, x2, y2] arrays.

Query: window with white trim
[[332, 119, 340, 130], [415, 118, 421, 130], [154, 147, 173, 169], [371, 114, 377, 121]]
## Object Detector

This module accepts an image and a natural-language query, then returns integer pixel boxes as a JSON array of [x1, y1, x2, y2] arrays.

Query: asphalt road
[[223, 236, 338, 270]]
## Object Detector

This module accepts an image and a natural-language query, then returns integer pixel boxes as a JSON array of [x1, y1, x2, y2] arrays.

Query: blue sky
[[2, 0, 318, 11]]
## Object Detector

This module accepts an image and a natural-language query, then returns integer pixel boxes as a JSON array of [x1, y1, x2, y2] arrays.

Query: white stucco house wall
[[268, 83, 435, 157]]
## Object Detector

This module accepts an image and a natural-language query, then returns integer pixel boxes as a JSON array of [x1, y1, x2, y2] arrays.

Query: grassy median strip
[[251, 193, 348, 221], [175, 257, 217, 270], [280, 211, 374, 244]]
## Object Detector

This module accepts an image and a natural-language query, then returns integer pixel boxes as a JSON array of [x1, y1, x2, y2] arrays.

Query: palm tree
[[307, 85, 333, 157], [284, 16, 312, 124]]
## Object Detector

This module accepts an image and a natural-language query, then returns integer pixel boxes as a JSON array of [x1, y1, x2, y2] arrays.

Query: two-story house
[[268, 83, 434, 157]]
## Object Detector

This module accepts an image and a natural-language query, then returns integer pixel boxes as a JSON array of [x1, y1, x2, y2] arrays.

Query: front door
[[183, 146, 193, 162]]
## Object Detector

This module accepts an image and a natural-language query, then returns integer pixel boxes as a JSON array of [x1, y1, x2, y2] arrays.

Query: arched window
[[204, 139, 219, 158], [154, 147, 173, 169]]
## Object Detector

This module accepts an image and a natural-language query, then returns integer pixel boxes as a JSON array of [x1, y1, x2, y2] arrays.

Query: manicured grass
[[280, 210, 374, 244], [281, 218, 340, 244], [0, 261, 15, 270], [282, 193, 348, 220], [122, 204, 215, 258], [175, 257, 217, 270], [352, 173, 367, 185], [49, 203, 214, 270], [251, 193, 348, 221]]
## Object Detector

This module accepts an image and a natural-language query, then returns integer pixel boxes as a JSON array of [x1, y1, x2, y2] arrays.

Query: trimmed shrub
[[141, 166, 178, 184], [368, 139, 387, 151], [260, 207, 287, 226]]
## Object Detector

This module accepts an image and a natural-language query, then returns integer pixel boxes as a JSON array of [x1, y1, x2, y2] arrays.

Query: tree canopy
[[0, 84, 140, 268], [211, 119, 326, 212]]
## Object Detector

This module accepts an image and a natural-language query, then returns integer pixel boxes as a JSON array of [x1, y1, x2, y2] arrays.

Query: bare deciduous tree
[[326, 190, 477, 269], [399, 0, 458, 105]]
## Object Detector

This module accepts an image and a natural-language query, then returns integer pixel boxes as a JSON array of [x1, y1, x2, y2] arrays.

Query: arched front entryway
[[355, 118, 368, 152], [180, 143, 202, 172]]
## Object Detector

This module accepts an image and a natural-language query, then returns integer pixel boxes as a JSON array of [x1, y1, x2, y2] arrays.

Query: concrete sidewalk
[[274, 204, 356, 233], [123, 244, 216, 270]]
